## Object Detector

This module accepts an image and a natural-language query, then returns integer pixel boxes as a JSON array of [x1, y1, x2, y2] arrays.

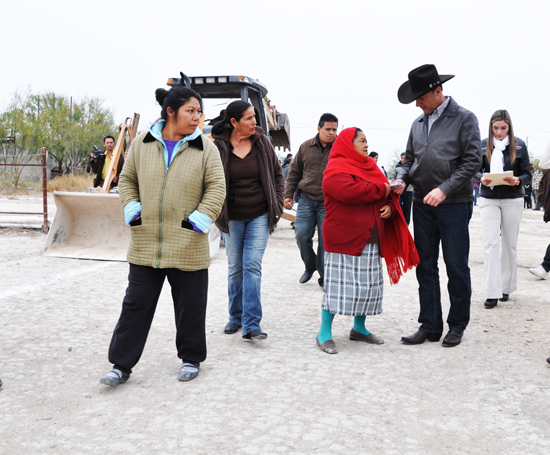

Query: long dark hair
[[155, 86, 202, 122], [211, 100, 252, 135], [487, 109, 517, 165]]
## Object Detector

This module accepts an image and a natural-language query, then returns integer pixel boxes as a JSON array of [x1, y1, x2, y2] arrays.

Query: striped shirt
[[428, 96, 451, 134]]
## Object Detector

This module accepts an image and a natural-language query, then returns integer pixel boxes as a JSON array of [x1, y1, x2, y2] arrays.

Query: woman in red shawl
[[316, 127, 419, 354]]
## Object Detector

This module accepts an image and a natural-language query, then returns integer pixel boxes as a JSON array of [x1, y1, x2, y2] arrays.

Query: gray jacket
[[391, 161, 413, 191], [397, 97, 482, 205]]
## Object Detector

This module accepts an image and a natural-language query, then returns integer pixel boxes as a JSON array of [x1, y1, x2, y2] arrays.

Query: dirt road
[[1, 206, 549, 454]]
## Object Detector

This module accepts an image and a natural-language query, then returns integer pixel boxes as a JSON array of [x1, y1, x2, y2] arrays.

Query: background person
[[212, 101, 285, 341], [529, 245, 550, 280], [90, 135, 125, 189], [282, 153, 293, 180], [316, 127, 418, 354], [369, 151, 387, 178], [100, 86, 225, 386], [524, 179, 533, 208], [473, 178, 480, 206], [392, 152, 413, 224], [532, 165, 543, 210], [284, 113, 338, 287], [528, 139, 550, 366], [529, 138, 550, 281], [478, 110, 531, 309]]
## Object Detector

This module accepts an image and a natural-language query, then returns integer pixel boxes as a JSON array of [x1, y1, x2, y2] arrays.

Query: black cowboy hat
[[398, 64, 454, 104]]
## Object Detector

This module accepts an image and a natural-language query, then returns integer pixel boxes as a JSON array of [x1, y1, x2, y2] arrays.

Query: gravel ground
[[1, 205, 550, 454]]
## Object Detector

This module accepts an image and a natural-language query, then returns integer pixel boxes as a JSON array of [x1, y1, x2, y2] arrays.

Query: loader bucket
[[270, 129, 291, 151], [44, 191, 222, 261], [44, 192, 130, 261], [269, 112, 291, 151]]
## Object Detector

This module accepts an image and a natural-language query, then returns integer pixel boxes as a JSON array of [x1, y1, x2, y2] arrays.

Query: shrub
[[47, 175, 94, 192]]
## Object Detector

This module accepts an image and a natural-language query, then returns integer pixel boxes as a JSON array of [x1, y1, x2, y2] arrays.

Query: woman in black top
[[477, 109, 531, 309], [212, 101, 285, 341]]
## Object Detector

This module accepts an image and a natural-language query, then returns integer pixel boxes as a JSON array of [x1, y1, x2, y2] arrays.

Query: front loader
[[44, 115, 138, 261]]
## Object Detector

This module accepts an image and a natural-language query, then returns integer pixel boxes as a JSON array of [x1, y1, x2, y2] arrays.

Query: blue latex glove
[[188, 210, 212, 233]]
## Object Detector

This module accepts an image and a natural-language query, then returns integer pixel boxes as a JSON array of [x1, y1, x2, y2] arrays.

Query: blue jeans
[[413, 202, 473, 334], [294, 194, 325, 278], [221, 213, 270, 335]]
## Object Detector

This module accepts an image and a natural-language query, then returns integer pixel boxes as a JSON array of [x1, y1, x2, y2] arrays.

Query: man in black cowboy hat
[[393, 64, 482, 348]]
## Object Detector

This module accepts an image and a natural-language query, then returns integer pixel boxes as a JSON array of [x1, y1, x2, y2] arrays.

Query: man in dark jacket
[[90, 135, 124, 189], [284, 113, 338, 287], [394, 64, 482, 347]]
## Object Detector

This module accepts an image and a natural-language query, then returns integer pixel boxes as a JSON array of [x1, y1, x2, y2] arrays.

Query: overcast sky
[[2, 0, 549, 166]]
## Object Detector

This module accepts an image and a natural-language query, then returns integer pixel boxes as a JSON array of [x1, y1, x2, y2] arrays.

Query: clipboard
[[482, 171, 514, 186]]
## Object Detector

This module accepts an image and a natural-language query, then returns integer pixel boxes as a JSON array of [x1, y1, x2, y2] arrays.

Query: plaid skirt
[[322, 243, 383, 316]]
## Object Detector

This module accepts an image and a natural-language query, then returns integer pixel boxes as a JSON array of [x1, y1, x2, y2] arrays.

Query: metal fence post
[[41, 147, 49, 232]]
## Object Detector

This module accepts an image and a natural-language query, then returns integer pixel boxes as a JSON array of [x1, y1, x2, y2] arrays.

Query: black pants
[[399, 191, 413, 225], [542, 244, 550, 273], [524, 193, 532, 208], [108, 264, 208, 372]]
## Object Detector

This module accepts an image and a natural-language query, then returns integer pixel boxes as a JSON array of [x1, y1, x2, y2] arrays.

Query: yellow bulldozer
[[43, 115, 139, 261]]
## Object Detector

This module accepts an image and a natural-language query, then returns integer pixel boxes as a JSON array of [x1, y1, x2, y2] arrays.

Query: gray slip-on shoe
[[100, 369, 129, 386], [179, 363, 200, 381]]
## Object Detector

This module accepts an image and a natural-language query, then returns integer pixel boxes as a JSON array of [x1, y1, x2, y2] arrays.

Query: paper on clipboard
[[482, 171, 513, 186]]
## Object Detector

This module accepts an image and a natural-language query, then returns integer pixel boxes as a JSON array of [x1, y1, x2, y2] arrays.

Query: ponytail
[[212, 100, 252, 135]]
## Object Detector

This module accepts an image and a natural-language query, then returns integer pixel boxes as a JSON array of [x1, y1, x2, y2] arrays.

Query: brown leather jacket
[[284, 134, 333, 202]]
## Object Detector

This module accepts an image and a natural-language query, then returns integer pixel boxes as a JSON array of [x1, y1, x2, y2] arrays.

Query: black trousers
[[399, 191, 413, 225], [108, 264, 208, 372], [542, 244, 550, 272]]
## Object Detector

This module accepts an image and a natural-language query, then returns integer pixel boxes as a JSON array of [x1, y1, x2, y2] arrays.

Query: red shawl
[[324, 127, 419, 284]]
